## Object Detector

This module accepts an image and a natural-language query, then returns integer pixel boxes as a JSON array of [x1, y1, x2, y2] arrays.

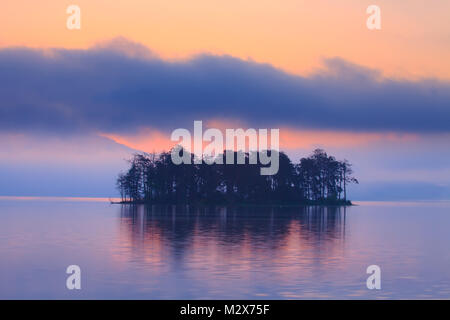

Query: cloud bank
[[1, 38, 449, 135]]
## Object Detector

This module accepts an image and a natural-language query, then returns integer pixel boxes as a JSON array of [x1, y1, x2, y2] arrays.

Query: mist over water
[[0, 198, 449, 299]]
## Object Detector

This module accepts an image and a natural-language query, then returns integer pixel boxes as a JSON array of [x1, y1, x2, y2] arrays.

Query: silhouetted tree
[[340, 159, 359, 201], [116, 147, 358, 204]]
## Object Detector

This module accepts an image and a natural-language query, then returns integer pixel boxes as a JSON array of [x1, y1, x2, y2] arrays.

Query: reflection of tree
[[118, 205, 347, 262]]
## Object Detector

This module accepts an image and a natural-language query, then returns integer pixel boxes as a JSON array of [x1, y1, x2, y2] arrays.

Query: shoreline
[[111, 200, 353, 206]]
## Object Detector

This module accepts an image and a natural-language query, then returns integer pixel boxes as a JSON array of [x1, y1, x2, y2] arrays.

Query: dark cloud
[[1, 38, 449, 134]]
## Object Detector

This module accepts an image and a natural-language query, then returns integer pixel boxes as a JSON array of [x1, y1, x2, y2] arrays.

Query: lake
[[0, 197, 449, 299]]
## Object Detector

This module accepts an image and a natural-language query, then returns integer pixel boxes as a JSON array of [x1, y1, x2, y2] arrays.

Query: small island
[[116, 148, 358, 205]]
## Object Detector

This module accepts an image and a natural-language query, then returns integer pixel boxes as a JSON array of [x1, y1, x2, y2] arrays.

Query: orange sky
[[1, 0, 449, 79], [99, 125, 418, 154]]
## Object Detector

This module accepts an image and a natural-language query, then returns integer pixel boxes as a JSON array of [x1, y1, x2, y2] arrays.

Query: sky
[[0, 1, 449, 199]]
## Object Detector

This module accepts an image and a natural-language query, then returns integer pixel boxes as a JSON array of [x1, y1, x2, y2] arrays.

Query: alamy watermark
[[366, 5, 381, 30], [366, 265, 381, 290], [170, 121, 280, 175], [66, 265, 81, 290], [66, 5, 81, 30]]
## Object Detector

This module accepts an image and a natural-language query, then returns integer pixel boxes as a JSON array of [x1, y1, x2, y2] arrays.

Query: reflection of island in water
[[117, 205, 347, 276]]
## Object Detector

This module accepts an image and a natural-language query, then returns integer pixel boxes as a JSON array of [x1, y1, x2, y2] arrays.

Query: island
[[116, 148, 358, 205]]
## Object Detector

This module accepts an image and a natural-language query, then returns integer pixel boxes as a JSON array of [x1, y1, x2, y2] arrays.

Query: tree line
[[116, 147, 358, 205]]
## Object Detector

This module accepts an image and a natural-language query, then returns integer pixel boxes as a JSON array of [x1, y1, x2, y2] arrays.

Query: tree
[[340, 159, 359, 201], [116, 147, 358, 204]]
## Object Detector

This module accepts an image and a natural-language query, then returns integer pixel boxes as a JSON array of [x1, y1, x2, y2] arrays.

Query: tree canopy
[[116, 147, 358, 205]]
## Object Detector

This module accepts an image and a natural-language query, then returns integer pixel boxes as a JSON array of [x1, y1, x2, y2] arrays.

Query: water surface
[[0, 198, 449, 299]]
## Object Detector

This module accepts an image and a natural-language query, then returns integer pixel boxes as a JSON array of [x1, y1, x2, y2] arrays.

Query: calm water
[[0, 198, 449, 299]]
